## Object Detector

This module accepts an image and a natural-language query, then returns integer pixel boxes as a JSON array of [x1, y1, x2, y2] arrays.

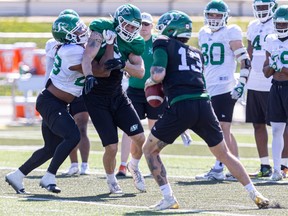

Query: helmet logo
[[118, 6, 131, 16]]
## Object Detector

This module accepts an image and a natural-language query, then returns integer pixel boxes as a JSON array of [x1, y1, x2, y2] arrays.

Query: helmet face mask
[[114, 4, 142, 42], [253, 0, 277, 23], [204, 0, 229, 31], [273, 6, 288, 38], [52, 14, 89, 45], [156, 10, 192, 39]]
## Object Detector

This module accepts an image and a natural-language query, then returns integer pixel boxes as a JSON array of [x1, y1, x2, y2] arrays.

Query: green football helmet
[[58, 9, 79, 18], [113, 4, 142, 43], [52, 14, 88, 44], [253, 0, 277, 23], [155, 10, 192, 39], [273, 5, 288, 38], [204, 0, 229, 31]]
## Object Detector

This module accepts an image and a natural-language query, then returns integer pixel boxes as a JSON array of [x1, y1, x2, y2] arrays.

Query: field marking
[[0, 195, 257, 216]]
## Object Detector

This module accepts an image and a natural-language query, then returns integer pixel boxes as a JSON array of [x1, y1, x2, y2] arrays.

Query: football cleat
[[62, 166, 79, 176], [107, 181, 123, 194], [249, 164, 272, 178], [180, 131, 192, 146], [149, 195, 179, 211], [195, 168, 225, 180], [270, 170, 283, 181], [127, 162, 146, 192], [5, 170, 29, 194], [40, 173, 61, 193], [116, 165, 127, 177], [249, 190, 269, 209], [225, 172, 237, 181], [80, 164, 90, 175]]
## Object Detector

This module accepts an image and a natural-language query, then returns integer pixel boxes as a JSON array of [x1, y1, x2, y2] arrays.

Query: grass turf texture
[[0, 123, 288, 215]]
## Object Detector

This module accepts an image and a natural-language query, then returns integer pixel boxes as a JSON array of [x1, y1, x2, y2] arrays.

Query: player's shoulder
[[265, 33, 278, 42], [247, 19, 259, 29], [89, 18, 114, 33], [199, 26, 210, 35], [59, 44, 84, 57], [128, 35, 145, 55], [226, 24, 242, 33], [153, 35, 170, 49], [45, 38, 58, 51]]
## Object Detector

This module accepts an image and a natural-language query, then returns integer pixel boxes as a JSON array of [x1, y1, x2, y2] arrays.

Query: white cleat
[[107, 181, 123, 194], [195, 168, 225, 180], [270, 170, 283, 181], [249, 190, 269, 209], [5, 170, 28, 194], [149, 195, 179, 211], [62, 166, 79, 176], [127, 163, 146, 192], [40, 172, 61, 193], [80, 164, 90, 175]]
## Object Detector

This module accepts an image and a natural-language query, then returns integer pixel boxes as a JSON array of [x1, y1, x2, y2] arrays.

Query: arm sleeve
[[152, 48, 168, 68]]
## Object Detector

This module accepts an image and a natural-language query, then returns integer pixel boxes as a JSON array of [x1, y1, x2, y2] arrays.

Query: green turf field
[[0, 123, 287, 216]]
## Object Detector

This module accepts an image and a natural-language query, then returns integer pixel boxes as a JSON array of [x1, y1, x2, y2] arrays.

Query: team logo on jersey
[[130, 124, 138, 132], [148, 47, 153, 55]]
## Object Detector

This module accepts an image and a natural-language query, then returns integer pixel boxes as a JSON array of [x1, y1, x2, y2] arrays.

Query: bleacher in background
[[0, 0, 285, 17]]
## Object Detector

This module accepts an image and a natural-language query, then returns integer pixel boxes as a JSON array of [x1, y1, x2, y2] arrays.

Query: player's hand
[[269, 55, 283, 72], [144, 77, 157, 91], [102, 30, 117, 45], [104, 58, 126, 71], [231, 81, 245, 100], [84, 75, 98, 95]]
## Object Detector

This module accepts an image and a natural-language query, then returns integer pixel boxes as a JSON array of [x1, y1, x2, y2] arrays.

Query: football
[[145, 83, 165, 108]]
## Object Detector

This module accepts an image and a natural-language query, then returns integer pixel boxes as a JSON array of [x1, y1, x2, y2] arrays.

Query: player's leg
[[83, 93, 122, 194], [195, 99, 269, 209], [246, 90, 272, 177], [116, 94, 146, 192], [281, 126, 288, 177]]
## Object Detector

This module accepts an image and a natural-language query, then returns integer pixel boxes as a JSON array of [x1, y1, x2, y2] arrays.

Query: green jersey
[[89, 19, 145, 61], [129, 34, 156, 89], [88, 18, 145, 95]]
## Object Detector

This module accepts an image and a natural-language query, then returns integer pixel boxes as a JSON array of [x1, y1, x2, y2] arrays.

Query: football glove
[[144, 77, 158, 91], [269, 55, 283, 72], [102, 30, 117, 45], [84, 75, 98, 95], [231, 81, 245, 100], [104, 58, 126, 71]]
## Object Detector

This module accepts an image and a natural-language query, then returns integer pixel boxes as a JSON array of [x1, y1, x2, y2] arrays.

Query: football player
[[45, 9, 91, 177], [263, 5, 288, 181], [196, 0, 250, 180], [81, 4, 146, 194], [142, 9, 269, 210], [5, 14, 93, 193]]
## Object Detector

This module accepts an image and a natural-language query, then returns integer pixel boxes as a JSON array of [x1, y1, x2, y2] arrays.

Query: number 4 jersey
[[198, 24, 242, 97]]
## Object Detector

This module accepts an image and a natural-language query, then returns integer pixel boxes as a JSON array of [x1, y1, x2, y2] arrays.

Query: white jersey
[[45, 38, 59, 84], [198, 25, 242, 97], [246, 19, 273, 91], [263, 34, 288, 71], [49, 44, 85, 97]]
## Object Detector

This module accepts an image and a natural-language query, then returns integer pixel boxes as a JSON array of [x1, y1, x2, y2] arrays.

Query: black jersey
[[153, 36, 209, 105]]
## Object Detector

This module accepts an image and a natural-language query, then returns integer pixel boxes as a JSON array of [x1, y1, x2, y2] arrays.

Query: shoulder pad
[[130, 36, 145, 56], [89, 19, 114, 33], [153, 36, 169, 51]]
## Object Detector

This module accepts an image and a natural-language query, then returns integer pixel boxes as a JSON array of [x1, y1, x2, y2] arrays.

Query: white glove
[[269, 54, 283, 72], [102, 30, 116, 45], [144, 77, 157, 91], [231, 81, 245, 100]]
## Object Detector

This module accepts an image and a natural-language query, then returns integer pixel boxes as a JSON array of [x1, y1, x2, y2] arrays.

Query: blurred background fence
[[1, 0, 286, 17]]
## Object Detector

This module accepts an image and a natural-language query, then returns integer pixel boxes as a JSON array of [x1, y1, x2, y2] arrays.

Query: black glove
[[104, 58, 126, 71], [84, 75, 98, 95]]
